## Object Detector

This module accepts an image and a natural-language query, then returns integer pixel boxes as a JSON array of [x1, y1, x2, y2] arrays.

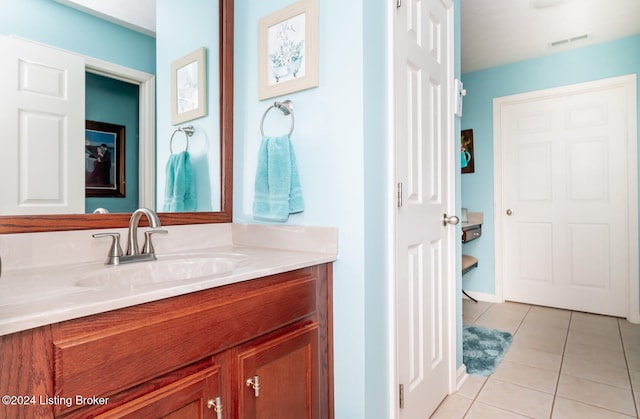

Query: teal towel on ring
[[163, 151, 196, 212], [253, 135, 304, 222]]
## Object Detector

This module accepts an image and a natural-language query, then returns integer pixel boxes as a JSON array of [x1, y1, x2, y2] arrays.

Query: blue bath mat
[[463, 325, 513, 376]]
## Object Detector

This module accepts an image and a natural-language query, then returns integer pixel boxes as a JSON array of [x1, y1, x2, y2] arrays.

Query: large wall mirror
[[0, 0, 233, 234]]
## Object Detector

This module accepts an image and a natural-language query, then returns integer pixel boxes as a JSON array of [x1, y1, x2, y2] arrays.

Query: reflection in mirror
[[0, 0, 233, 233], [85, 74, 140, 214]]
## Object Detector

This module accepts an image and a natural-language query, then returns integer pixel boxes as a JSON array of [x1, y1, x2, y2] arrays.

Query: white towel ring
[[170, 125, 194, 154], [260, 100, 295, 137]]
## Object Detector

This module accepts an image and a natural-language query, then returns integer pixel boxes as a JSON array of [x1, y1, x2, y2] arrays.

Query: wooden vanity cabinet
[[0, 263, 333, 419]]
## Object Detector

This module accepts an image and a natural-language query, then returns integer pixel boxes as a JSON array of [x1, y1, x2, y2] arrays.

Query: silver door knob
[[443, 214, 460, 226], [506, 209, 513, 216]]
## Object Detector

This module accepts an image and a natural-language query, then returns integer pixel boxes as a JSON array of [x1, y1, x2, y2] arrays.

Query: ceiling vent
[[550, 33, 591, 47]]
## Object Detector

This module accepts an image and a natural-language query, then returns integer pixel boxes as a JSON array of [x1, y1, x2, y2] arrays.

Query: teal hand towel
[[163, 151, 196, 212], [253, 135, 304, 221]]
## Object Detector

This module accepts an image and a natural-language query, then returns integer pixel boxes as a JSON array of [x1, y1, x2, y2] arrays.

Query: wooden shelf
[[462, 254, 478, 275]]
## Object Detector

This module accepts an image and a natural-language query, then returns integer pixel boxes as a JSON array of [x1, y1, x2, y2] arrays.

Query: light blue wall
[[234, 1, 391, 417], [362, 2, 391, 418], [0, 0, 155, 73], [461, 34, 640, 296], [156, 0, 221, 212]]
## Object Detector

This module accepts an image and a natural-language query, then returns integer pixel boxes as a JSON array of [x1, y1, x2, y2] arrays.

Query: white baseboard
[[462, 290, 501, 303], [456, 364, 468, 392]]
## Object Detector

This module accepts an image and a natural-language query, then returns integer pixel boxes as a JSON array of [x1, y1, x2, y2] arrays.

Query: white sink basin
[[74, 252, 249, 288]]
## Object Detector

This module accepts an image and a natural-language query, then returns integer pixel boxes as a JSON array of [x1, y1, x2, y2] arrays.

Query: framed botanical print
[[258, 0, 319, 100]]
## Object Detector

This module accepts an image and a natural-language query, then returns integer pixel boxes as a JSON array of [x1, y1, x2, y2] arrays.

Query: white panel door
[[0, 36, 85, 215], [395, 0, 454, 417], [497, 77, 637, 317]]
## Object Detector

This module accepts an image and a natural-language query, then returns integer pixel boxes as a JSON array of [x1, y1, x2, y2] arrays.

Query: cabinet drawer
[[52, 268, 319, 410], [462, 225, 481, 242]]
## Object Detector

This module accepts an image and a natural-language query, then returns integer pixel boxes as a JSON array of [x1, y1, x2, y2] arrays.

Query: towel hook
[[170, 125, 194, 154], [260, 100, 295, 137]]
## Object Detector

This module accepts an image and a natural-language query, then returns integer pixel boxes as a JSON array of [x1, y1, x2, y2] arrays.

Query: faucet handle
[[142, 229, 168, 255], [93, 232, 124, 265]]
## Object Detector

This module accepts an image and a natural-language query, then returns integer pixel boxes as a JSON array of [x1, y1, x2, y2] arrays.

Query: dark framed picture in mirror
[[85, 120, 125, 197], [461, 129, 475, 174]]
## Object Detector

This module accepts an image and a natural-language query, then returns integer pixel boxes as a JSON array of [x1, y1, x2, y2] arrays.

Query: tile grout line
[[547, 310, 572, 419], [559, 315, 636, 417], [460, 378, 489, 418], [618, 318, 640, 419], [512, 303, 531, 336]]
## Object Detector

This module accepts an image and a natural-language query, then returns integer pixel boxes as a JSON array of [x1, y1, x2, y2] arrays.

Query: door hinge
[[397, 182, 403, 208], [399, 383, 404, 409]]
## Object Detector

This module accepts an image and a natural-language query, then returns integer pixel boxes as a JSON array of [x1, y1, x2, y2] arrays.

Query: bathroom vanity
[[0, 224, 337, 419]]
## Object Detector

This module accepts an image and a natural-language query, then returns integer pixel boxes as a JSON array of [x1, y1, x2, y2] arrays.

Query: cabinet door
[[238, 323, 319, 419], [97, 365, 223, 419]]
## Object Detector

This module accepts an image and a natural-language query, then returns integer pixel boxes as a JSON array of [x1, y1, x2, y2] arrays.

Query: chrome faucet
[[127, 207, 161, 256], [93, 207, 167, 265]]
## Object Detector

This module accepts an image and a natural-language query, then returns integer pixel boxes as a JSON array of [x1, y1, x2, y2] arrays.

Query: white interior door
[[0, 36, 85, 215], [394, 0, 455, 417], [495, 75, 638, 318]]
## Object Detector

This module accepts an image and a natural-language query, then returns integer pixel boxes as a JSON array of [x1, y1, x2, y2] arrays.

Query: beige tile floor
[[431, 300, 640, 418]]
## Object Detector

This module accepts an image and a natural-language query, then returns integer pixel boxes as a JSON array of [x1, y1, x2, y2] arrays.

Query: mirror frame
[[0, 0, 234, 234]]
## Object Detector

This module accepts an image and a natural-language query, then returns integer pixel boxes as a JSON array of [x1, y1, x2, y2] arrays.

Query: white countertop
[[0, 224, 338, 336]]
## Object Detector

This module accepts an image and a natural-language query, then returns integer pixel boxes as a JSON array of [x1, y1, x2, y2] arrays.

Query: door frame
[[493, 74, 639, 323], [389, 0, 458, 417], [85, 56, 156, 209], [441, 0, 458, 397]]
